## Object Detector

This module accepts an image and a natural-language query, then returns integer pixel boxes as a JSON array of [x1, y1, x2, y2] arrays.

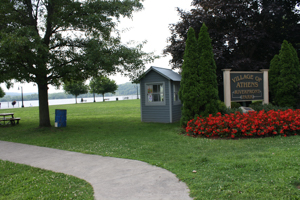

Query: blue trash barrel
[[55, 109, 67, 127]]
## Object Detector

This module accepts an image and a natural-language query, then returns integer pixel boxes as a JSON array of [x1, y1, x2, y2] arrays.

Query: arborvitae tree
[[179, 27, 200, 126], [276, 40, 300, 107], [269, 54, 281, 103], [198, 23, 219, 116]]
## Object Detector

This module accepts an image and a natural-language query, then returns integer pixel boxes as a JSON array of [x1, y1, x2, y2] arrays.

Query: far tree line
[[0, 81, 140, 103]]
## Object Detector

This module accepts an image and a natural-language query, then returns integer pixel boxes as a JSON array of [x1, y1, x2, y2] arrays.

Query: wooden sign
[[230, 72, 264, 101]]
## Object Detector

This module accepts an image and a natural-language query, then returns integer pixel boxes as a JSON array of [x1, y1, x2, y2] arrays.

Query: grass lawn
[[1, 99, 300, 199], [0, 160, 93, 200]]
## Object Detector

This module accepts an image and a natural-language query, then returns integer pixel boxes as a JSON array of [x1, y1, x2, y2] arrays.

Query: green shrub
[[217, 100, 242, 115], [251, 101, 263, 106], [231, 102, 241, 108], [249, 103, 292, 112]]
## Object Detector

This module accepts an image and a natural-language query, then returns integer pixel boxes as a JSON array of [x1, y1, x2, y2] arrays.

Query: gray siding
[[140, 70, 170, 123], [171, 81, 182, 122]]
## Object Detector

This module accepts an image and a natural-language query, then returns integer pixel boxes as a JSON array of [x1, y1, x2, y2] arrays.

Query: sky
[[1, 0, 192, 94]]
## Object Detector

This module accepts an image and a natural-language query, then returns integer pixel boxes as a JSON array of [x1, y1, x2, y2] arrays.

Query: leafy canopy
[[63, 81, 89, 104], [164, 0, 300, 83], [89, 76, 118, 102], [0, 0, 154, 127]]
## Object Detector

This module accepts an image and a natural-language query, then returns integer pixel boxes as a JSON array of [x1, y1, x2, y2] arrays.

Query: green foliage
[[0, 87, 5, 98], [179, 27, 201, 126], [249, 103, 292, 112], [231, 102, 241, 109], [198, 23, 219, 116], [217, 100, 242, 115], [0, 0, 154, 127], [250, 101, 263, 106], [63, 81, 89, 103], [165, 1, 300, 84], [272, 40, 300, 108], [179, 25, 219, 125], [269, 54, 281, 102], [89, 76, 118, 101]]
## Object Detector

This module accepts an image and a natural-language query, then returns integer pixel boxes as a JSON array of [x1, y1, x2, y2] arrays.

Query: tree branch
[[24, 0, 38, 34]]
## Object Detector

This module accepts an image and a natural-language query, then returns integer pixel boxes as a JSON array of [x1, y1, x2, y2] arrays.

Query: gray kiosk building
[[138, 66, 182, 123]]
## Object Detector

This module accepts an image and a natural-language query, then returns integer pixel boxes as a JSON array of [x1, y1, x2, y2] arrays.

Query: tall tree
[[179, 27, 200, 126], [269, 54, 281, 103], [275, 40, 300, 107], [89, 76, 118, 102], [63, 81, 89, 104], [164, 0, 300, 83], [0, 87, 5, 98], [0, 0, 155, 127], [198, 23, 219, 116]]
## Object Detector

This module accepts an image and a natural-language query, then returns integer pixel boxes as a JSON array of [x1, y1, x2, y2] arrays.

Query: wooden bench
[[0, 117, 21, 125]]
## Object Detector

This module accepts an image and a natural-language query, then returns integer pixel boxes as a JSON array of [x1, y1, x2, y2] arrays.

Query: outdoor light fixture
[[18, 86, 24, 108], [135, 84, 139, 99]]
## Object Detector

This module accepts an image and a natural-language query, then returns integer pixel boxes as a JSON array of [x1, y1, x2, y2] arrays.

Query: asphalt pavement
[[0, 140, 192, 200]]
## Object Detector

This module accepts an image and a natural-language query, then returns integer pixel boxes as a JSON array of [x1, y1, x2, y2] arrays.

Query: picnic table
[[0, 113, 21, 125]]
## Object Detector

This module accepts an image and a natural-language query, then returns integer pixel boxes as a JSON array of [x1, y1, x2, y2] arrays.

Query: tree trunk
[[75, 95, 77, 104], [38, 83, 51, 127], [103, 93, 105, 102]]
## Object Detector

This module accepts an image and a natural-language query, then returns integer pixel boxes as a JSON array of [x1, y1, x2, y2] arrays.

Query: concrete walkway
[[0, 141, 192, 200]]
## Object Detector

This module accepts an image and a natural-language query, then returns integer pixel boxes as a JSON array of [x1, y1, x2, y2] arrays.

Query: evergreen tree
[[276, 40, 300, 107], [269, 54, 281, 103], [179, 27, 200, 126], [198, 23, 219, 116]]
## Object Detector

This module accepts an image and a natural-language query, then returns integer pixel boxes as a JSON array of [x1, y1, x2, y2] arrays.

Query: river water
[[0, 95, 140, 109]]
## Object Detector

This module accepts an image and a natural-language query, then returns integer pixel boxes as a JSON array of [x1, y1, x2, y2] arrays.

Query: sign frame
[[222, 69, 269, 108]]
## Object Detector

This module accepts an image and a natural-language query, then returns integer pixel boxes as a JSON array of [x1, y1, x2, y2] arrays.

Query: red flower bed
[[186, 109, 300, 139]]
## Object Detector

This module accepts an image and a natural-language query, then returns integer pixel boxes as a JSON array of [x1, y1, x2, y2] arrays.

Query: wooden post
[[222, 69, 231, 108], [260, 69, 269, 105]]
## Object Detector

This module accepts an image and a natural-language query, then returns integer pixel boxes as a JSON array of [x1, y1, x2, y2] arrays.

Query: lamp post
[[18, 86, 24, 108]]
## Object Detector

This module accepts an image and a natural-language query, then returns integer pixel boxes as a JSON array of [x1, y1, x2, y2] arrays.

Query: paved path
[[0, 141, 192, 200]]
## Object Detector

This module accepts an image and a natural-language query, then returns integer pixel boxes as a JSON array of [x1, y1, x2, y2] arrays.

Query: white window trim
[[145, 82, 166, 106]]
